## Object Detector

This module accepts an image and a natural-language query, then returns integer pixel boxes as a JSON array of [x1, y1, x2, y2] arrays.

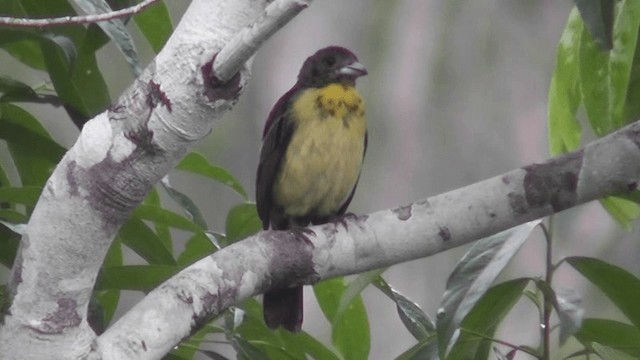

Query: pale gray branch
[[97, 119, 640, 359]]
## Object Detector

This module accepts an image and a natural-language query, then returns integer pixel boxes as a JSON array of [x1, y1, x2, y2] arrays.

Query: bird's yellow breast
[[274, 83, 366, 217]]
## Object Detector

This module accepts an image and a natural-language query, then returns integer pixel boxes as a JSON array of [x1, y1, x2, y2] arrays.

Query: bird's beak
[[338, 62, 368, 78]]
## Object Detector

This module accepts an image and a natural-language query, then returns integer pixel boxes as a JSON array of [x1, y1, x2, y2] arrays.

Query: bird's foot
[[331, 212, 360, 230], [287, 228, 316, 246]]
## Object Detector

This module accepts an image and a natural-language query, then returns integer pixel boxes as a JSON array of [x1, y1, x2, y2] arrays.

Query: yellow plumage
[[273, 83, 366, 217]]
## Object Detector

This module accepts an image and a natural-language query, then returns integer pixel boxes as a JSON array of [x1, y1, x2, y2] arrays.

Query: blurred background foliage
[[2, 0, 640, 359]]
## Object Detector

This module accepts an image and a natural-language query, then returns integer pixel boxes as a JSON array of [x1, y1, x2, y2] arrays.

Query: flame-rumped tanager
[[256, 46, 368, 332]]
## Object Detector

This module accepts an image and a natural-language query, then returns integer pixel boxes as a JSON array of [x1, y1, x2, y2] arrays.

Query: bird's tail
[[263, 286, 303, 332]]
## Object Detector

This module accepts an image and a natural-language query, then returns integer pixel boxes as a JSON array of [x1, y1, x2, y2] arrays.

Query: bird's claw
[[288, 228, 316, 246]]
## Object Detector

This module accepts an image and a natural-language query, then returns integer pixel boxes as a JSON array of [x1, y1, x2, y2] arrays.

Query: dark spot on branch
[[201, 53, 243, 101], [522, 150, 582, 212], [35, 298, 82, 334], [508, 192, 527, 215], [438, 226, 451, 241], [264, 230, 319, 291], [142, 340, 147, 352], [501, 175, 511, 184], [628, 182, 637, 191], [146, 80, 172, 112], [392, 204, 412, 220]]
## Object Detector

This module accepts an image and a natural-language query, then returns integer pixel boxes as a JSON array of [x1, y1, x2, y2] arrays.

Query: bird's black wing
[[256, 87, 299, 230], [337, 130, 368, 216]]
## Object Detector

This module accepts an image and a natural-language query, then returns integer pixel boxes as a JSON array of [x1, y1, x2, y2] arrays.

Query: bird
[[255, 46, 368, 332]]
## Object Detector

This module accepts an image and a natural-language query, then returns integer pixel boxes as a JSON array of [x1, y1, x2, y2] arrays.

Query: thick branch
[[96, 120, 640, 358], [0, 0, 311, 359]]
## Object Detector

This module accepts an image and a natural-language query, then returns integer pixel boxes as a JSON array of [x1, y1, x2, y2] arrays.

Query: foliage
[[1, 1, 640, 360]]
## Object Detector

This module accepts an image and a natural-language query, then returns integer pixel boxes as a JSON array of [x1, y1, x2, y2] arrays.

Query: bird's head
[[297, 46, 367, 88]]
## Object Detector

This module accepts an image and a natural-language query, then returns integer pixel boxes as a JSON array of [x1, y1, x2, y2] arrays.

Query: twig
[[0, 0, 160, 27]]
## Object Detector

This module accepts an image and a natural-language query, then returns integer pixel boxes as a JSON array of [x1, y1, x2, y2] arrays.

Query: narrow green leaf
[[375, 276, 435, 341], [132, 204, 203, 233], [134, 1, 173, 53], [0, 186, 42, 206], [97, 265, 180, 291], [609, 0, 640, 129], [336, 269, 384, 325], [177, 152, 247, 199], [548, 8, 583, 155], [394, 335, 438, 360], [314, 277, 370, 360], [600, 195, 640, 230], [0, 76, 37, 98], [161, 177, 209, 230], [575, 0, 614, 50], [231, 336, 270, 360], [0, 210, 27, 223], [436, 221, 539, 358], [447, 279, 530, 360], [95, 236, 123, 326], [574, 318, 640, 356], [578, 17, 611, 136], [71, 0, 141, 75], [198, 350, 231, 360], [225, 203, 262, 244], [144, 189, 172, 251], [280, 331, 341, 360], [567, 257, 640, 329], [118, 218, 175, 265]]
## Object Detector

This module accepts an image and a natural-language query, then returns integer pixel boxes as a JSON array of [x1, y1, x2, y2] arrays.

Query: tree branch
[[0, 0, 311, 359], [0, 0, 160, 27], [96, 119, 640, 359]]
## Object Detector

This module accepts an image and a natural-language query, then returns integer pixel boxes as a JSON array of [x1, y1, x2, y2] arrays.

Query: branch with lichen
[[0, 0, 311, 359], [96, 119, 640, 359]]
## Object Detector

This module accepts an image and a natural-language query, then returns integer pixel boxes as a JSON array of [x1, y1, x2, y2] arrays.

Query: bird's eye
[[323, 57, 336, 67]]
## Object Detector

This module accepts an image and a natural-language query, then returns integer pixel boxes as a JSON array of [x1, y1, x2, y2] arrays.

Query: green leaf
[[548, 8, 583, 155], [374, 275, 435, 341], [0, 223, 20, 268], [97, 265, 180, 291], [567, 257, 640, 329], [578, 17, 611, 136], [0, 186, 42, 206], [592, 343, 637, 360], [436, 221, 539, 358], [132, 204, 203, 233], [144, 189, 172, 251], [0, 29, 46, 70], [575, 0, 614, 50], [161, 177, 209, 230], [447, 279, 530, 360], [0, 210, 27, 223], [225, 203, 262, 244], [134, 1, 173, 53], [95, 237, 123, 326], [574, 318, 640, 357], [177, 152, 247, 199], [600, 195, 640, 230], [608, 0, 640, 129], [177, 232, 216, 266], [231, 336, 270, 360], [280, 331, 341, 360], [314, 277, 370, 360], [72, 0, 141, 75], [394, 335, 438, 360], [118, 218, 176, 265], [336, 269, 384, 325], [0, 76, 37, 99], [0, 104, 66, 185]]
